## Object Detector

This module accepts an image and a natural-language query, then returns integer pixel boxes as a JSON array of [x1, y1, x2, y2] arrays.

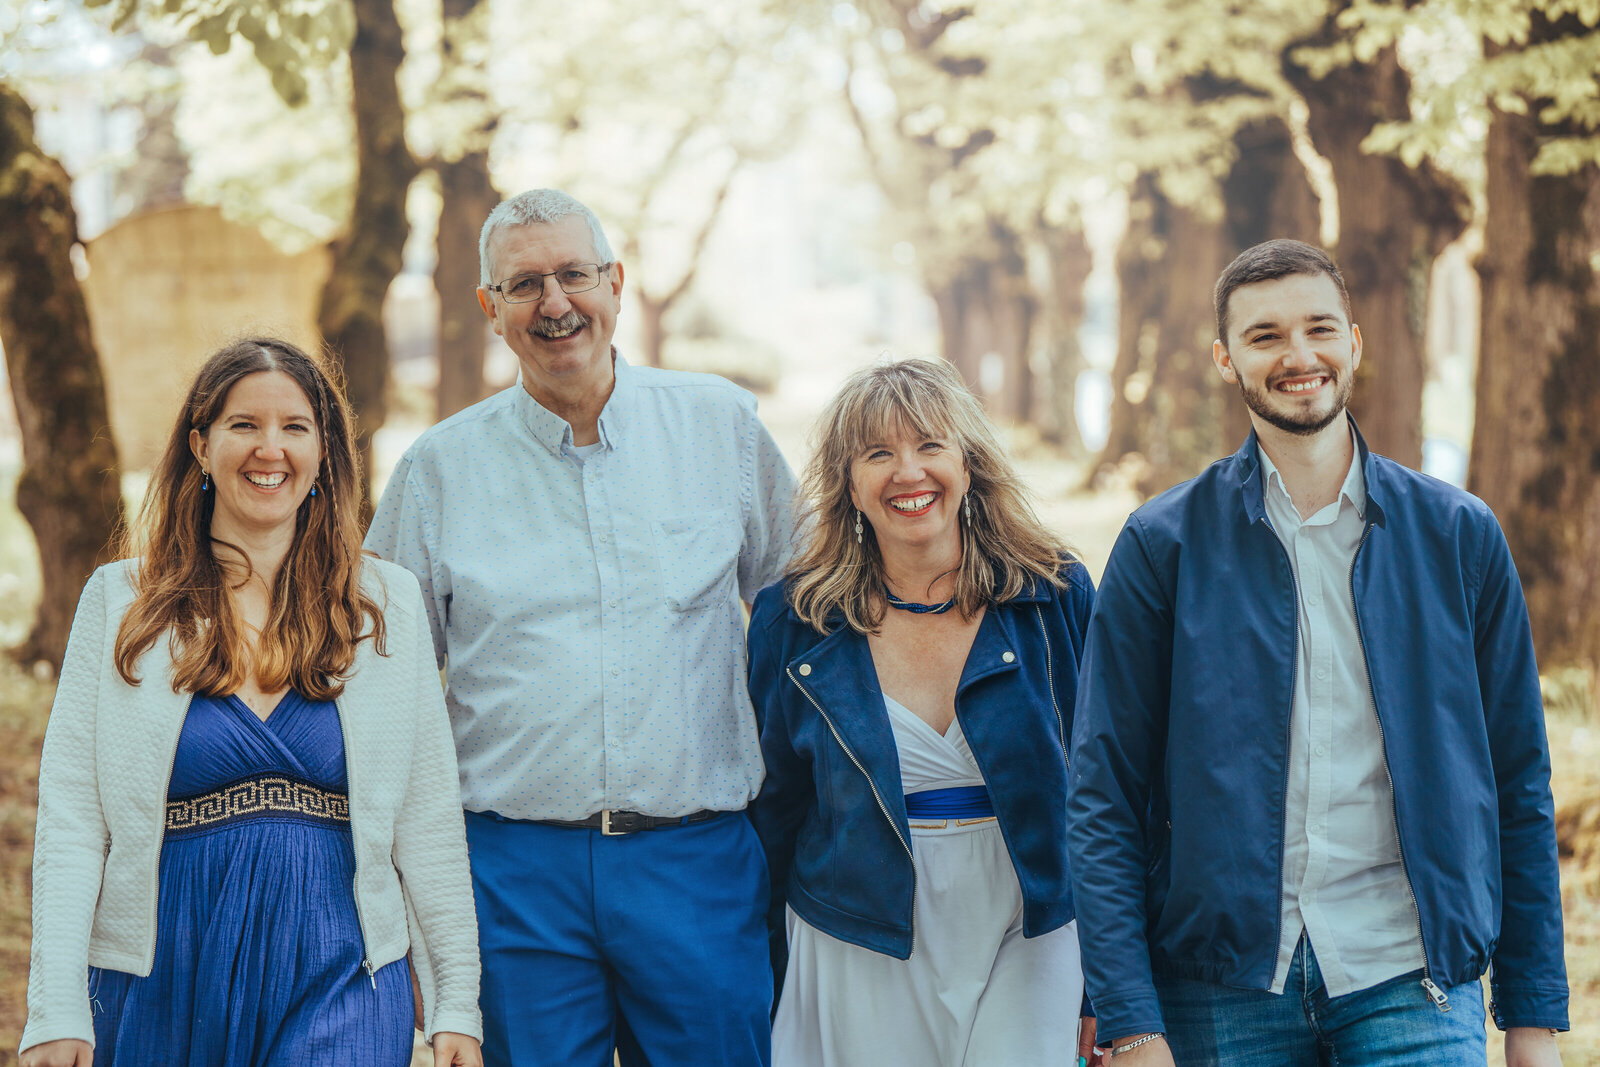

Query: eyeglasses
[[485, 263, 611, 303]]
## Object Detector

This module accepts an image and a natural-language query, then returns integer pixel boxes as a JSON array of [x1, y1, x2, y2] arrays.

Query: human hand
[[1104, 1033, 1175, 1066], [431, 1032, 482, 1067], [1077, 1016, 1107, 1066], [410, 959, 425, 1032], [1505, 1027, 1561, 1067], [19, 1039, 92, 1067]]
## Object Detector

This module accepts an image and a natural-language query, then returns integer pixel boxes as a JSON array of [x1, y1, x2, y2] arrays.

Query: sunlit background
[[1, 0, 1597, 1061]]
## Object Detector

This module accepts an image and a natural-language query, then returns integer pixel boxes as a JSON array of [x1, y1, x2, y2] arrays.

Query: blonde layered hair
[[113, 338, 386, 699], [787, 358, 1071, 635]]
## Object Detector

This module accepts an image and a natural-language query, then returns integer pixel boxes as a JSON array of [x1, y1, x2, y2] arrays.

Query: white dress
[[771, 694, 1084, 1067]]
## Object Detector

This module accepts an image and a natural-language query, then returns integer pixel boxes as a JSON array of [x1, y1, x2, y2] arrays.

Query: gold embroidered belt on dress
[[165, 775, 350, 834]]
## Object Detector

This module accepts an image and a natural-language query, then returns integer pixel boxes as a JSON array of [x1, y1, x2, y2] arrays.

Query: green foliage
[[485, 0, 812, 300], [789, 0, 1327, 282], [175, 44, 355, 250], [1341, 0, 1600, 176], [82, 0, 355, 106], [400, 0, 493, 165]]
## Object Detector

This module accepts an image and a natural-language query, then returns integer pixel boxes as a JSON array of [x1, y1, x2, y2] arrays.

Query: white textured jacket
[[22, 558, 482, 1053]]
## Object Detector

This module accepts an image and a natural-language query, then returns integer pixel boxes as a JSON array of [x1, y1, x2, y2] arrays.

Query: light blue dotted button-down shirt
[[364, 355, 800, 820]]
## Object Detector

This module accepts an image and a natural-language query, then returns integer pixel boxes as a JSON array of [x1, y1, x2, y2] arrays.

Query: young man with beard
[[365, 189, 798, 1067], [1067, 240, 1568, 1066]]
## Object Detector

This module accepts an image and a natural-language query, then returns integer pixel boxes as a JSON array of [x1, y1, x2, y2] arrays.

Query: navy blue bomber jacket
[[1066, 428, 1568, 1041], [747, 562, 1094, 993]]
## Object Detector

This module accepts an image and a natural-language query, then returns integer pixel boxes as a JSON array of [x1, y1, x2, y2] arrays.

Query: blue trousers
[[464, 809, 773, 1067], [1155, 937, 1486, 1066]]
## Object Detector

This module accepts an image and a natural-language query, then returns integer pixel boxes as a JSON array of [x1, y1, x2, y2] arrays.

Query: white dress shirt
[[1257, 438, 1426, 996], [365, 354, 799, 821]]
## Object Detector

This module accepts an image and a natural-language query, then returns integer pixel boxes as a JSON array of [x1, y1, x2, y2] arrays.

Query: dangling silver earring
[[854, 510, 863, 545], [201, 469, 209, 491], [964, 493, 972, 525]]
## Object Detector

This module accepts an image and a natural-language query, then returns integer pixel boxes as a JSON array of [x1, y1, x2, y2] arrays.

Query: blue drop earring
[[310, 482, 319, 497], [201, 470, 209, 491]]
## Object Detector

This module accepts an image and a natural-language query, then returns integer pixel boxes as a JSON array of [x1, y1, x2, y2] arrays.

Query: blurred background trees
[[1, 0, 1597, 683]]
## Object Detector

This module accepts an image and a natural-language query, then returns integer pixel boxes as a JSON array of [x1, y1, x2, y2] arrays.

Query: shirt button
[[1316, 668, 1328, 680], [598, 533, 610, 544], [1002, 651, 1015, 663], [1314, 744, 1327, 757], [609, 665, 621, 677], [799, 664, 812, 676], [608, 597, 619, 608]]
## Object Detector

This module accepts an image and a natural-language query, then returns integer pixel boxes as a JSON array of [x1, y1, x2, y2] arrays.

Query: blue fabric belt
[[904, 785, 994, 819]]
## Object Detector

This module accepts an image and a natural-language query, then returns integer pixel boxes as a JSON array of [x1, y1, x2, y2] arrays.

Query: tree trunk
[[434, 148, 496, 419], [117, 43, 189, 216], [636, 295, 666, 369], [1096, 176, 1232, 496], [317, 0, 418, 518], [1469, 14, 1600, 674], [1035, 224, 1092, 453], [623, 159, 738, 371], [932, 268, 977, 386], [1220, 114, 1323, 449], [432, 0, 497, 421], [927, 224, 1035, 423], [0, 84, 125, 669], [986, 220, 1036, 424], [1284, 9, 1469, 469]]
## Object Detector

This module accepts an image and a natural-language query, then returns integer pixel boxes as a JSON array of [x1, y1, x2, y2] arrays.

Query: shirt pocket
[[651, 508, 743, 612]]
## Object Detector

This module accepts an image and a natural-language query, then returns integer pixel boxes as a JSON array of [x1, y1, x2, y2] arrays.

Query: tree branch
[[656, 153, 740, 314]]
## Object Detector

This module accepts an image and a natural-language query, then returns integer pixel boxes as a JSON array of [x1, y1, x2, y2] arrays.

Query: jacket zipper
[[1262, 515, 1298, 983], [1034, 604, 1066, 758], [145, 719, 185, 969], [1348, 523, 1448, 1011], [335, 695, 378, 988], [786, 666, 916, 956]]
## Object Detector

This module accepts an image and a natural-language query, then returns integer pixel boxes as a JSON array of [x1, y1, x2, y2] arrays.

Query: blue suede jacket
[[1067, 429, 1569, 1041], [748, 562, 1094, 988]]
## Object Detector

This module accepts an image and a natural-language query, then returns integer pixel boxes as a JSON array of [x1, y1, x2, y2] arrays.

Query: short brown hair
[[1214, 239, 1351, 345]]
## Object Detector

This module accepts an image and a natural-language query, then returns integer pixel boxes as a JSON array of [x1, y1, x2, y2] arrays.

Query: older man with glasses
[[366, 188, 799, 1067]]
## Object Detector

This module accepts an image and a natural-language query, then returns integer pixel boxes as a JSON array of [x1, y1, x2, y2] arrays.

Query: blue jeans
[[1155, 938, 1486, 1066], [465, 809, 773, 1067]]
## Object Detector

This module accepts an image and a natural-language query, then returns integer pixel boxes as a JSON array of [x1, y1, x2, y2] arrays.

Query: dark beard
[[1236, 374, 1352, 436]]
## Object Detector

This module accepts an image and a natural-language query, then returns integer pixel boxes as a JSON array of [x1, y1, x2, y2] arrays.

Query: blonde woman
[[748, 359, 1097, 1065], [21, 339, 481, 1067]]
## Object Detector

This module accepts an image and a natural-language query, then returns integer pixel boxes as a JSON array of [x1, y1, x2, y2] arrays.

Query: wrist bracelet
[[1111, 1033, 1163, 1057]]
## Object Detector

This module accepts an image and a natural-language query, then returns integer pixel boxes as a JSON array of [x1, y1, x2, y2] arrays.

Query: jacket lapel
[[785, 627, 907, 811]]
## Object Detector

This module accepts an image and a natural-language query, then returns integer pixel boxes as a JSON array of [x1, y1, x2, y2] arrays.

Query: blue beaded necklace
[[884, 586, 955, 615]]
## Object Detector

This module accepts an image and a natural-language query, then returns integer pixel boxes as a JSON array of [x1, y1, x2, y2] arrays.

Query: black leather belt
[[538, 808, 724, 836]]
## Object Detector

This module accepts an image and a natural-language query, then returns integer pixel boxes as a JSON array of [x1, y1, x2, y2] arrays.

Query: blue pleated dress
[[89, 690, 414, 1067]]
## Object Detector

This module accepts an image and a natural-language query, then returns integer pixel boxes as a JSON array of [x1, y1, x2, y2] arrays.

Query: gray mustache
[[531, 312, 589, 338]]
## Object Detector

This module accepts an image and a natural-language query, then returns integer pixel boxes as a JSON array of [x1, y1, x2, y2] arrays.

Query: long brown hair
[[787, 358, 1072, 635], [114, 338, 386, 697]]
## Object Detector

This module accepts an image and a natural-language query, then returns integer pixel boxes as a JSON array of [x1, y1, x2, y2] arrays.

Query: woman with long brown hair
[[20, 338, 482, 1067], [748, 358, 1097, 1065]]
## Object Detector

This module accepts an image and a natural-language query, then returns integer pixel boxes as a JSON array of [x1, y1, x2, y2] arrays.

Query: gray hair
[[478, 189, 616, 286]]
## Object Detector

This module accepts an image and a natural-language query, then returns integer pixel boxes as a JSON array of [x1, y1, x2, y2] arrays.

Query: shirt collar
[[1257, 424, 1367, 521], [512, 348, 631, 455]]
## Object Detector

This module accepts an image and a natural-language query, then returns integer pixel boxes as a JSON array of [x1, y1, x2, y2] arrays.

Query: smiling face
[[1213, 271, 1362, 439], [476, 215, 624, 407], [189, 370, 323, 546], [849, 420, 970, 561]]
